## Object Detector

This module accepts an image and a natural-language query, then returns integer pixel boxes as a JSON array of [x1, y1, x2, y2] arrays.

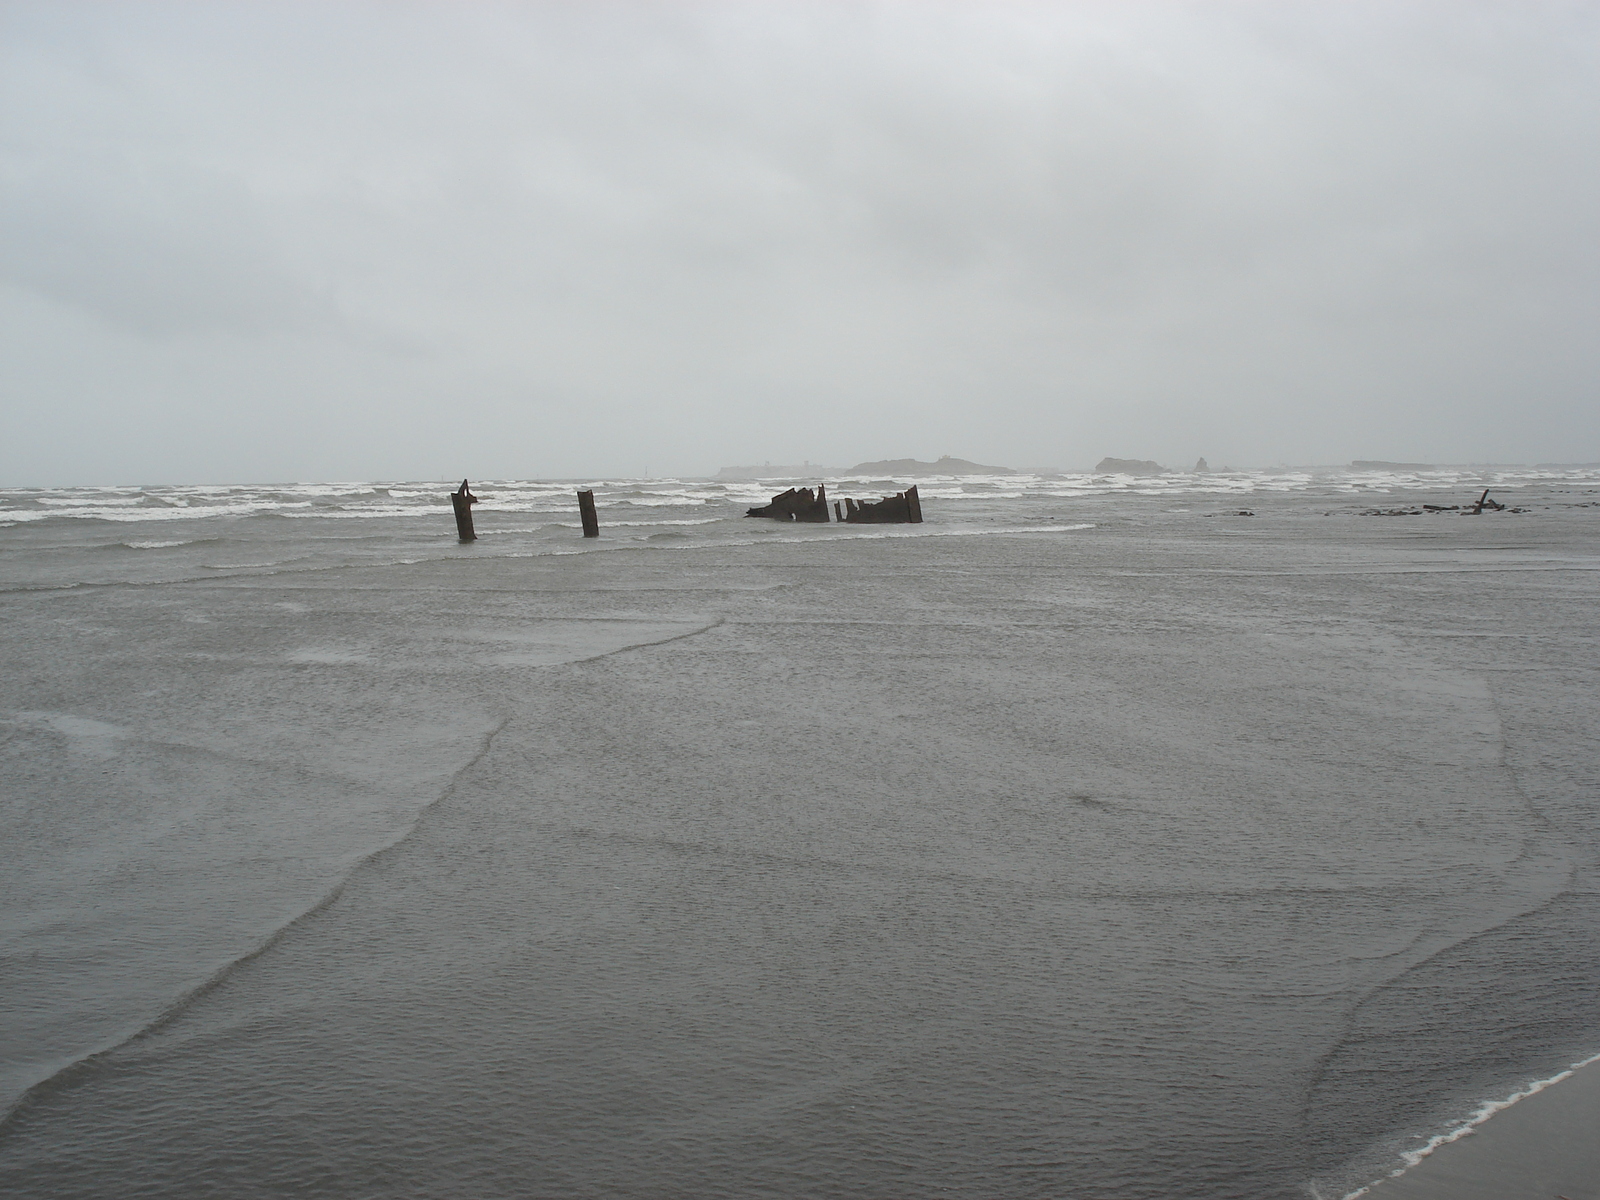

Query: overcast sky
[[2, 1, 1597, 484]]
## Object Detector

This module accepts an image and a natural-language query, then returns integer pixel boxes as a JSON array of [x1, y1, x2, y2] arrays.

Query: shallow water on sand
[[2, 472, 1598, 1198]]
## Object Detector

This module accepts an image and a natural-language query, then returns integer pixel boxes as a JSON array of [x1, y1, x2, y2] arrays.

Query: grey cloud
[[1, 1, 1597, 483], [1, 153, 337, 336]]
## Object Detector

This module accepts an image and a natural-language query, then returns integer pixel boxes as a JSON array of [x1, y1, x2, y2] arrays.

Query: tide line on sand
[[1341, 1050, 1600, 1199]]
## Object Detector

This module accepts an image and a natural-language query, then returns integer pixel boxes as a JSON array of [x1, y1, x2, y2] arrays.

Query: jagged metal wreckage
[[745, 483, 922, 524]]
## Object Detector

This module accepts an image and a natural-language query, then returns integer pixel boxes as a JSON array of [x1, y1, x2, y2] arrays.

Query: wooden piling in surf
[[450, 480, 478, 542], [577, 489, 600, 538]]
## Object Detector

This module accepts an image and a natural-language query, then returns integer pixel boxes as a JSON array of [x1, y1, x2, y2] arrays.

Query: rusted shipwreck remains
[[746, 485, 832, 522], [746, 483, 922, 524], [836, 486, 922, 523]]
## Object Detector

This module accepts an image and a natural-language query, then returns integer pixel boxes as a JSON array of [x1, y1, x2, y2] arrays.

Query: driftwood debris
[[576, 489, 600, 537], [837, 484, 922, 524], [1422, 490, 1507, 515], [746, 484, 831, 522], [450, 479, 478, 542]]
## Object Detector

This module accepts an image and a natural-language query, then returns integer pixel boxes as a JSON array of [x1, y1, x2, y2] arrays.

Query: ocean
[[2, 465, 1597, 1198]]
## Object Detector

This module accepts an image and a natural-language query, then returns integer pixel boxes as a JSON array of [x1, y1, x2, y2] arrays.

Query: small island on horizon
[[715, 455, 1017, 480], [714, 455, 1508, 482]]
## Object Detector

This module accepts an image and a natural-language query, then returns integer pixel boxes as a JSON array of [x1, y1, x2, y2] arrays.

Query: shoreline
[[1350, 1052, 1600, 1199], [5, 485, 1598, 1197]]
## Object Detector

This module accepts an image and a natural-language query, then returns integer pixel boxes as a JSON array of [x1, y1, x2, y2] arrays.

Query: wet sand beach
[[1364, 1055, 1600, 1200], [2, 473, 1597, 1198]]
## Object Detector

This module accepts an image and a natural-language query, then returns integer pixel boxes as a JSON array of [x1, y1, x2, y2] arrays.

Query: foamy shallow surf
[[4, 467, 1594, 596], [4, 464, 1598, 529]]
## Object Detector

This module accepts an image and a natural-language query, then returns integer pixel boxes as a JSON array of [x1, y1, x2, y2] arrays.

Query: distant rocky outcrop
[[844, 455, 1015, 476], [719, 454, 1016, 480], [1351, 460, 1435, 470], [1095, 457, 1167, 476], [1194, 457, 1209, 473]]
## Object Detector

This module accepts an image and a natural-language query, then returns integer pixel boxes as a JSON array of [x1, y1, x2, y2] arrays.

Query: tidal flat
[[2, 472, 1597, 1198]]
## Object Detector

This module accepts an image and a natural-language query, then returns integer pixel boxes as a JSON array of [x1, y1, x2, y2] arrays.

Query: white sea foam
[[1338, 1050, 1600, 1199], [1, 504, 281, 523], [1, 468, 1594, 550], [279, 506, 454, 518], [3, 466, 1596, 529], [603, 518, 726, 527], [36, 496, 148, 507]]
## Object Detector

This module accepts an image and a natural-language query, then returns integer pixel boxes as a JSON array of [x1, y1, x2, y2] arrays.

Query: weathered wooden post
[[450, 479, 478, 542], [576, 489, 600, 538], [906, 484, 923, 523]]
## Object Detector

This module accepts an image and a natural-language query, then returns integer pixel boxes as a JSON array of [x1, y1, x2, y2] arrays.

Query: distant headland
[[845, 456, 1017, 477], [716, 455, 1016, 480], [717, 454, 1260, 480]]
